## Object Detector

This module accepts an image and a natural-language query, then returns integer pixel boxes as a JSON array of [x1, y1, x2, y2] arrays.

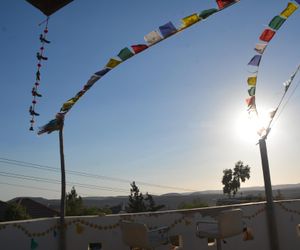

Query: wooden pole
[[59, 123, 66, 250], [258, 138, 279, 250]]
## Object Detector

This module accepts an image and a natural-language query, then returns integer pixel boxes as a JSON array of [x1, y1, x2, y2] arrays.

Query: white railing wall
[[0, 200, 299, 250]]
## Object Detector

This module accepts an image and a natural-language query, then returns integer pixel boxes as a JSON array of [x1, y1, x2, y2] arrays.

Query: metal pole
[[59, 124, 66, 250], [258, 138, 279, 250]]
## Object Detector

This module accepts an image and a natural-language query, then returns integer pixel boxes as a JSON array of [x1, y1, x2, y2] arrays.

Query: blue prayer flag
[[248, 55, 262, 66], [159, 22, 177, 38]]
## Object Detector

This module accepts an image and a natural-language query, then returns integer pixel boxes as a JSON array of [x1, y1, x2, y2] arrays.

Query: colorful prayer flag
[[61, 97, 78, 112], [254, 43, 267, 54], [247, 76, 257, 86], [131, 44, 148, 54], [94, 68, 110, 77], [181, 13, 201, 28], [280, 2, 298, 19], [159, 22, 177, 38], [246, 96, 255, 106], [248, 87, 256, 96], [83, 75, 101, 91], [269, 109, 277, 118], [117, 47, 134, 61], [106, 58, 122, 69], [269, 15, 286, 30], [216, 0, 238, 9], [38, 118, 61, 135], [144, 31, 162, 45], [31, 238, 38, 250], [248, 55, 262, 66], [199, 9, 218, 19], [259, 29, 276, 42]]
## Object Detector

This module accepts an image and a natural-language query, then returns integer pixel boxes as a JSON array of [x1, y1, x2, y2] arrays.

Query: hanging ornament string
[[29, 17, 50, 131]]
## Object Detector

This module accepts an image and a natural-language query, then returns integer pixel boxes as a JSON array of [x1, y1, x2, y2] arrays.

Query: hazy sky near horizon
[[0, 0, 300, 201]]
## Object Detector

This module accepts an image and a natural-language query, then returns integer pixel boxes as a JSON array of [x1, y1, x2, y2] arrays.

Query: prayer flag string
[[38, 1, 240, 135], [245, 1, 299, 138]]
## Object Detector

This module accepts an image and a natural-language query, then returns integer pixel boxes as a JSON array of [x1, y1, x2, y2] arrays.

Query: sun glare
[[236, 108, 278, 144], [235, 111, 261, 144]]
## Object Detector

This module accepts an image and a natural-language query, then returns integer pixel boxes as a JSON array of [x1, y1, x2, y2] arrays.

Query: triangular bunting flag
[[248, 55, 262, 66]]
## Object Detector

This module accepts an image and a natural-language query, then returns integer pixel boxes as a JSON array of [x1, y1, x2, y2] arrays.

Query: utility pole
[[59, 118, 66, 250], [258, 138, 279, 250]]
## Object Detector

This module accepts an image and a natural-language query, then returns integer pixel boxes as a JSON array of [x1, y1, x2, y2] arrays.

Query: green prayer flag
[[31, 238, 38, 250], [248, 87, 256, 96], [117, 47, 134, 61], [199, 9, 218, 19], [269, 16, 286, 30]]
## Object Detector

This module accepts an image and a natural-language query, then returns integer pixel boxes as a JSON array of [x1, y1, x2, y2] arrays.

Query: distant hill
[[10, 183, 300, 211]]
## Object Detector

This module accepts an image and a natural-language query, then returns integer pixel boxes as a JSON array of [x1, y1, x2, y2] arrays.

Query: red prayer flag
[[216, 0, 237, 9], [259, 29, 276, 42], [246, 96, 255, 106], [131, 44, 148, 54]]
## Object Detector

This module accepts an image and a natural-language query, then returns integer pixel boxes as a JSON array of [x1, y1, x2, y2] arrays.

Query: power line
[[0, 182, 91, 197], [0, 171, 129, 194], [0, 157, 198, 192]]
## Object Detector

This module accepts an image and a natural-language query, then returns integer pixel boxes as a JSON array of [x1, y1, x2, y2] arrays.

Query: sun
[[235, 111, 261, 144]]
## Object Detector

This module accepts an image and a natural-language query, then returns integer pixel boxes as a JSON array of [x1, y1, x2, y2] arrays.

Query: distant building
[[0, 201, 9, 221], [8, 198, 59, 219]]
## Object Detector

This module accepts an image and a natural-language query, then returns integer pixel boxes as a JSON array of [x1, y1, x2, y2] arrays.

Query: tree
[[66, 186, 84, 216], [4, 203, 31, 221], [126, 181, 146, 213], [126, 182, 164, 213], [222, 161, 250, 197], [145, 193, 165, 211], [178, 198, 209, 209]]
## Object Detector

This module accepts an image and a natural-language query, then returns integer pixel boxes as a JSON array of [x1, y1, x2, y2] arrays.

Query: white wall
[[0, 200, 299, 250]]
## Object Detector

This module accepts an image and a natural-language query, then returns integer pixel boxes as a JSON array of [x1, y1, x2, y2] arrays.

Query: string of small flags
[[29, 18, 50, 131], [38, 0, 240, 135], [245, 1, 299, 138]]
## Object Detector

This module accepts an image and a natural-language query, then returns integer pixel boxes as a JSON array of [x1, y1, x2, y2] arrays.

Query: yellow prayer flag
[[247, 76, 257, 86], [181, 14, 201, 28], [106, 58, 122, 69], [280, 2, 298, 19]]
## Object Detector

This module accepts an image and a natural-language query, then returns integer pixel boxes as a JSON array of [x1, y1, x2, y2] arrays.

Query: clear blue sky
[[0, 0, 299, 201]]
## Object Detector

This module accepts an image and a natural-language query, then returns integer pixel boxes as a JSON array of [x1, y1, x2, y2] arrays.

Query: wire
[[271, 78, 300, 128], [0, 181, 91, 197], [0, 157, 198, 192], [0, 171, 129, 194], [263, 64, 300, 138]]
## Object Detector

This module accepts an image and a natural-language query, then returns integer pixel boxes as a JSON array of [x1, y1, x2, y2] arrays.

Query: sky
[[0, 0, 299, 201]]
